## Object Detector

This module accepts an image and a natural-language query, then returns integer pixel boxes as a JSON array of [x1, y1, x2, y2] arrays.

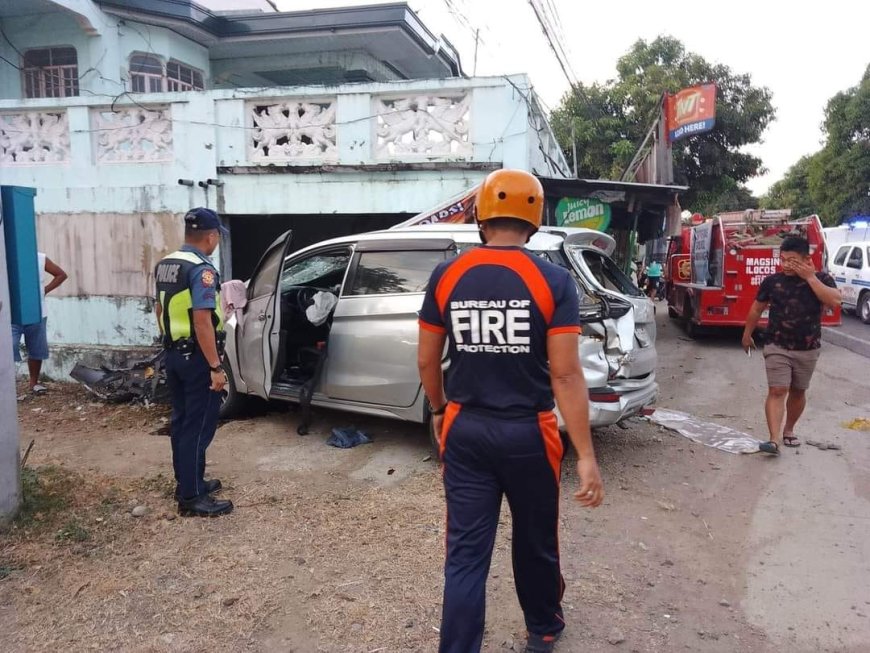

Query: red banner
[[393, 186, 479, 228], [666, 83, 717, 143]]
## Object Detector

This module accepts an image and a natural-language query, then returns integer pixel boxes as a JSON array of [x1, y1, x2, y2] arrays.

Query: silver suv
[[221, 225, 657, 431]]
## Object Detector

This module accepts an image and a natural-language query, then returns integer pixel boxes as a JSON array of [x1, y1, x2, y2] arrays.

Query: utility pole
[[0, 207, 20, 522], [473, 28, 480, 76], [571, 122, 578, 178]]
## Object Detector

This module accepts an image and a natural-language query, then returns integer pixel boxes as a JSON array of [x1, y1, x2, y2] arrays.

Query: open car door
[[236, 230, 293, 399]]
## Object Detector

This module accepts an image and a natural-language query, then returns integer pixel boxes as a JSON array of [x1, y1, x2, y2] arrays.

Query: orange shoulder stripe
[[434, 249, 556, 323], [418, 319, 446, 334], [548, 326, 581, 336]]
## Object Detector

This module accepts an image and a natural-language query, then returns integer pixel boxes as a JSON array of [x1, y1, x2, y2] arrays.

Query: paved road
[[838, 312, 869, 339], [658, 312, 870, 653], [823, 312, 870, 357]]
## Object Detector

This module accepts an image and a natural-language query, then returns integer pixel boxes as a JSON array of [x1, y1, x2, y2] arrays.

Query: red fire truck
[[665, 210, 841, 337]]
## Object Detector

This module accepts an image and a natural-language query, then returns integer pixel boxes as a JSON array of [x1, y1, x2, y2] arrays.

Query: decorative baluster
[[0, 111, 71, 165], [248, 100, 338, 163], [375, 93, 471, 159], [92, 106, 173, 163]]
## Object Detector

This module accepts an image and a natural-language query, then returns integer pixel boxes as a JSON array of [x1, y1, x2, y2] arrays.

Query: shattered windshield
[[280, 252, 350, 291], [568, 246, 645, 298]]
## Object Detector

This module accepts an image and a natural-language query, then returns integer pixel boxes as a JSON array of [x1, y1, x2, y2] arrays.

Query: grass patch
[[139, 472, 175, 499], [14, 466, 75, 529], [0, 563, 19, 579], [55, 519, 91, 543]]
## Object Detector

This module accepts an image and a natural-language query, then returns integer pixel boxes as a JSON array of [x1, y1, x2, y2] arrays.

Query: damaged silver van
[[220, 224, 657, 432]]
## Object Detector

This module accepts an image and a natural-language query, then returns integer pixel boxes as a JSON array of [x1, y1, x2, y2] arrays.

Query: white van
[[830, 241, 870, 323]]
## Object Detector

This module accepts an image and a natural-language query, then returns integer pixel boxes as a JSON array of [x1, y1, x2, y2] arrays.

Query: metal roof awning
[[94, 1, 463, 78], [537, 177, 687, 207]]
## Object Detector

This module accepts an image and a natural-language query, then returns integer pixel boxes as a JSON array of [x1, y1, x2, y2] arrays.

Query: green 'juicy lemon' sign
[[555, 197, 611, 231]]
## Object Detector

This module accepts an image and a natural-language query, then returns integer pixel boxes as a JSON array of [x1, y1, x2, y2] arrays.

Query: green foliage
[[14, 466, 72, 529], [0, 564, 19, 580], [762, 64, 870, 225], [55, 519, 91, 543], [550, 36, 775, 213]]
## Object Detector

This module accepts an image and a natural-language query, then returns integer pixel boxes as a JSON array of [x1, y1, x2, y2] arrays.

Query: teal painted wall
[[0, 8, 209, 101]]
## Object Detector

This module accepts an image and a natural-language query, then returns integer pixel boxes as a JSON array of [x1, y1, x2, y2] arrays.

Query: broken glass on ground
[[648, 408, 764, 454]]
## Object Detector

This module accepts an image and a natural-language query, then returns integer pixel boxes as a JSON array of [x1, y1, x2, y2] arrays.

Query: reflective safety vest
[[155, 250, 224, 343]]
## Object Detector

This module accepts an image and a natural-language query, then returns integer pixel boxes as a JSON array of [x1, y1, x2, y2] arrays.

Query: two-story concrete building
[[0, 0, 569, 376]]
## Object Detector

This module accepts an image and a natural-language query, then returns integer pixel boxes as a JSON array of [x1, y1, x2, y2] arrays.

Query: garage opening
[[227, 213, 412, 280]]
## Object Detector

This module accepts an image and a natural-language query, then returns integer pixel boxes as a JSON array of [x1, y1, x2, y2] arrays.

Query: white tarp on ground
[[649, 408, 764, 454]]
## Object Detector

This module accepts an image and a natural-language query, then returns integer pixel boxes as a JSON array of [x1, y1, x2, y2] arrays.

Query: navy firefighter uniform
[[419, 174, 582, 652], [155, 208, 232, 516]]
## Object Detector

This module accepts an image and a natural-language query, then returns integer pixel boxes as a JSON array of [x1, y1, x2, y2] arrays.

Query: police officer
[[417, 170, 605, 653], [155, 208, 233, 517]]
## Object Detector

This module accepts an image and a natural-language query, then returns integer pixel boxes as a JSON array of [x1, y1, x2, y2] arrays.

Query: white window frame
[[127, 55, 205, 93], [22, 46, 79, 98], [129, 53, 165, 93], [166, 60, 204, 92]]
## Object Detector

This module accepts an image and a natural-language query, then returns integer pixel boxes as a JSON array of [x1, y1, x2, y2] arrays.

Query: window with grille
[[130, 54, 164, 93], [22, 47, 79, 98], [128, 56, 205, 93], [166, 61, 204, 92]]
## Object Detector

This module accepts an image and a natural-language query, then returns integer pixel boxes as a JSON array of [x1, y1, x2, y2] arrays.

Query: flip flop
[[758, 441, 780, 455], [783, 435, 801, 447], [31, 384, 48, 395]]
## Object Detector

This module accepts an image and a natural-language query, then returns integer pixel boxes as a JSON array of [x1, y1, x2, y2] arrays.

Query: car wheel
[[218, 361, 247, 420], [859, 292, 870, 325]]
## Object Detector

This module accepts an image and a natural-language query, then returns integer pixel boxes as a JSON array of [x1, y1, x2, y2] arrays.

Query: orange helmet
[[475, 169, 544, 230]]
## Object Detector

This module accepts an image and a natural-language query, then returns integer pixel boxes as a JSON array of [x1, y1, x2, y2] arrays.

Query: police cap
[[184, 207, 229, 236]]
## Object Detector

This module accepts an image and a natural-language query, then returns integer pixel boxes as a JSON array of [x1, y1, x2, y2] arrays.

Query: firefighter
[[155, 208, 233, 517], [417, 170, 604, 653]]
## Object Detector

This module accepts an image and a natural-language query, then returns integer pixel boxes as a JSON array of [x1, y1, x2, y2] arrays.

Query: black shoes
[[174, 478, 222, 501], [524, 631, 563, 653], [178, 494, 234, 517], [176, 479, 231, 516]]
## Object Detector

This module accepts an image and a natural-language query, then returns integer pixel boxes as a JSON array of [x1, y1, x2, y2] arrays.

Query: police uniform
[[419, 234, 581, 648], [155, 209, 230, 514]]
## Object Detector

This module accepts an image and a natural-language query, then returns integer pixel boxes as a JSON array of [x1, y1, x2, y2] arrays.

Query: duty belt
[[164, 332, 226, 356]]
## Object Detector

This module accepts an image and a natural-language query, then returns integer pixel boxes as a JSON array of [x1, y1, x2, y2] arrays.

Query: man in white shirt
[[11, 252, 67, 394]]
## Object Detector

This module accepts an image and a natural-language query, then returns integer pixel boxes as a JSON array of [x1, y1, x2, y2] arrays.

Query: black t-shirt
[[756, 272, 837, 351], [418, 246, 581, 416]]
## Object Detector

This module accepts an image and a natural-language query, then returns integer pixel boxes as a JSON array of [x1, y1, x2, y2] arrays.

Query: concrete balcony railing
[[0, 75, 569, 215]]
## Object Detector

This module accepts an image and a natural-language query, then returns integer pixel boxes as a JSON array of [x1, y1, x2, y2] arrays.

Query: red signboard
[[666, 83, 717, 143]]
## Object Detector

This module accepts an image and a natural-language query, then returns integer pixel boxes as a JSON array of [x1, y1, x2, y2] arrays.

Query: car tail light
[[607, 299, 632, 319], [589, 390, 620, 403]]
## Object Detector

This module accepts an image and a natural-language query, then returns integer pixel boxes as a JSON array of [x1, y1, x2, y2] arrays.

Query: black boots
[[176, 478, 232, 517], [174, 478, 223, 501], [178, 494, 234, 517]]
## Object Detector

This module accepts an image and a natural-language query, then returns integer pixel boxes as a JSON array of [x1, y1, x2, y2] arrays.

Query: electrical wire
[[501, 74, 571, 177], [527, 0, 577, 88]]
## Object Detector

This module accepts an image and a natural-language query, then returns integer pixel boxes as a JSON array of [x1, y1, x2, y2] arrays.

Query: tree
[[763, 155, 815, 217], [762, 65, 870, 224], [550, 36, 775, 215]]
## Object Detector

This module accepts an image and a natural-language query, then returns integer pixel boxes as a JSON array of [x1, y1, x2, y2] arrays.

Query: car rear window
[[347, 250, 446, 295]]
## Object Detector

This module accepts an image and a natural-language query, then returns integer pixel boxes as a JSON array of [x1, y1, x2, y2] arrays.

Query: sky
[[218, 0, 869, 195]]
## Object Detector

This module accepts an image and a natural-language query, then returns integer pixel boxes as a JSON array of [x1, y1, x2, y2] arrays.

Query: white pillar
[[0, 214, 21, 521]]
